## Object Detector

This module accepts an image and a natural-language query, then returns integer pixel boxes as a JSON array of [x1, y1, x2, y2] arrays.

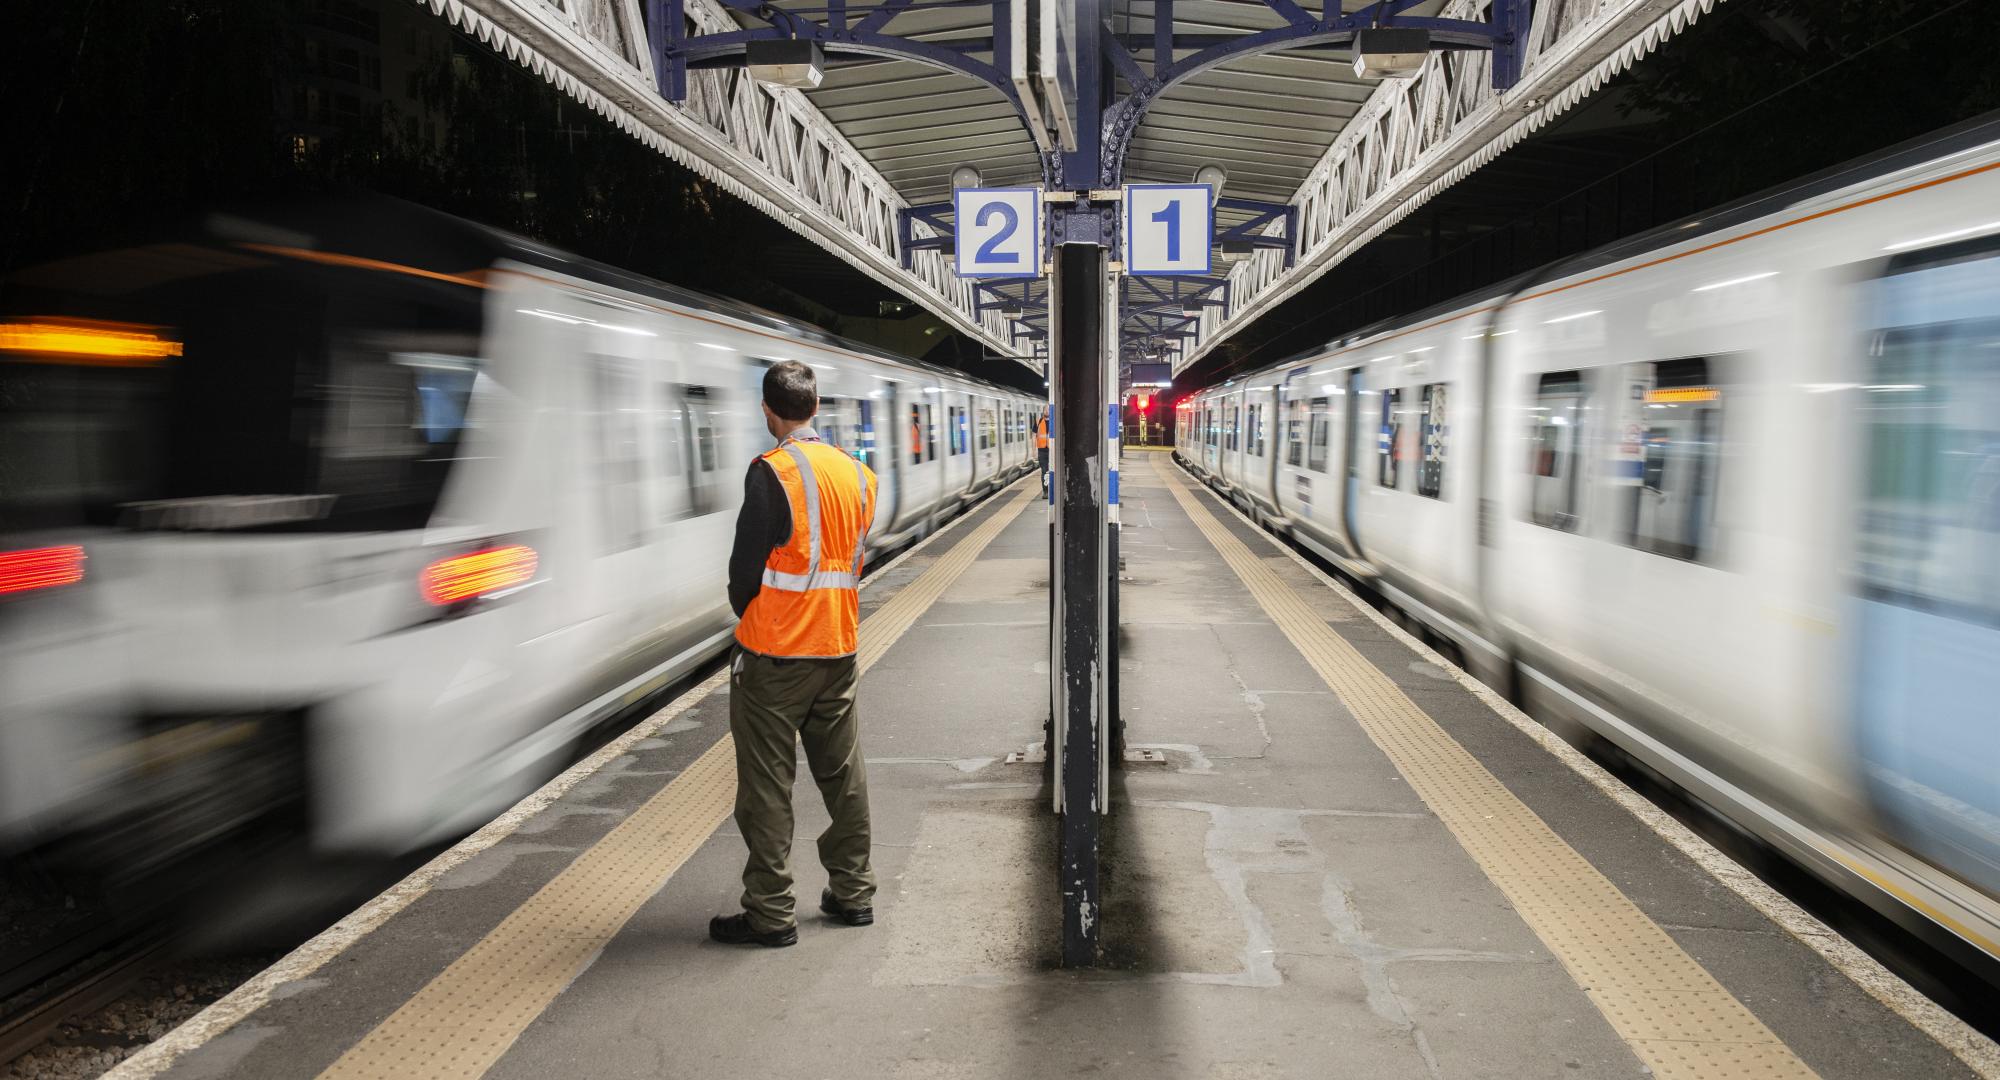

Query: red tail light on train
[[420, 544, 539, 607], [0, 545, 87, 596]]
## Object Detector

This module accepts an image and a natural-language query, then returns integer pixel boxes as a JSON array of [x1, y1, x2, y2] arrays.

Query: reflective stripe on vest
[[759, 443, 870, 592], [736, 436, 877, 659]]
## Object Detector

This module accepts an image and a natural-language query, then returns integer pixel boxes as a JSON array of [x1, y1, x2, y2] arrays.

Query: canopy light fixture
[[1001, 301, 1025, 317], [747, 39, 824, 89], [1219, 239, 1256, 263], [1353, 27, 1430, 79], [1193, 164, 1228, 199], [950, 164, 983, 190]]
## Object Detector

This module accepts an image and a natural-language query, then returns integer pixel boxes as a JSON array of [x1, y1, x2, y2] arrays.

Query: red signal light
[[421, 544, 538, 606], [0, 545, 86, 596]]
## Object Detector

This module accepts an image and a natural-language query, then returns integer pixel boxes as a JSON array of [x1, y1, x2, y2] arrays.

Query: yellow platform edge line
[[316, 482, 1039, 1080], [1150, 456, 1818, 1080]]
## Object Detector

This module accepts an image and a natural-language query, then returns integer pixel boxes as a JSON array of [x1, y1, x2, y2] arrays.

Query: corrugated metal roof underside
[[748, 0, 1444, 214], [747, 3, 1041, 205]]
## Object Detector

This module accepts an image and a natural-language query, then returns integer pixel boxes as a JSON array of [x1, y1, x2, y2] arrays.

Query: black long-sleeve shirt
[[728, 457, 794, 618]]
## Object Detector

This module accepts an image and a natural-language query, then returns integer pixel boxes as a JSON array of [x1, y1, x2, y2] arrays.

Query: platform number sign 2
[[953, 187, 1042, 278], [1123, 184, 1214, 276]]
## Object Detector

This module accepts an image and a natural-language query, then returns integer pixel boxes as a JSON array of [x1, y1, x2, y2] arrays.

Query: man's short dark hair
[[763, 360, 818, 423]]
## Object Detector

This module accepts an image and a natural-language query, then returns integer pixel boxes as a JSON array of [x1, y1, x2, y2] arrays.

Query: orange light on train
[[0, 319, 182, 365], [0, 545, 87, 596], [420, 545, 539, 606]]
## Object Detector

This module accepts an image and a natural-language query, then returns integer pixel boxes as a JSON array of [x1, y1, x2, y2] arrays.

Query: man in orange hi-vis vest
[[712, 360, 879, 948]]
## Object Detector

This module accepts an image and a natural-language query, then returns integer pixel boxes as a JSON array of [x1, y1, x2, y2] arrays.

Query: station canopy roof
[[730, 0, 1451, 234]]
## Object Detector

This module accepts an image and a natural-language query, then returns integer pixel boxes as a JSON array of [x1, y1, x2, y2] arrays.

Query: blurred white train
[[0, 200, 1038, 874], [1177, 118, 2000, 976]]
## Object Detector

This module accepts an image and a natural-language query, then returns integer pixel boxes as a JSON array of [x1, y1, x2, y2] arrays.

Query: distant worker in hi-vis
[[1035, 409, 1051, 495], [712, 360, 879, 948]]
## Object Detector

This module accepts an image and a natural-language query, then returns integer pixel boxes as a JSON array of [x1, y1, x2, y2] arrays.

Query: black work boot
[[820, 888, 874, 927], [708, 912, 798, 947]]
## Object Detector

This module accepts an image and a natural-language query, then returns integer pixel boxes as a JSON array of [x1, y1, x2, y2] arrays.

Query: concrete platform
[[109, 459, 1997, 1080]]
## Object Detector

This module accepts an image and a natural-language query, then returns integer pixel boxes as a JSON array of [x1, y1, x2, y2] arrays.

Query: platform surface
[[112, 457, 1994, 1080]]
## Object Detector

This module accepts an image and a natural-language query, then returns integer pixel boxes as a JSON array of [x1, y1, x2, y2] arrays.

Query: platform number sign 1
[[1123, 184, 1214, 276], [953, 187, 1042, 278]]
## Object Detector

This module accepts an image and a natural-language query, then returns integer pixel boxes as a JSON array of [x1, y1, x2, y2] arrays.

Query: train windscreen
[[0, 242, 487, 534]]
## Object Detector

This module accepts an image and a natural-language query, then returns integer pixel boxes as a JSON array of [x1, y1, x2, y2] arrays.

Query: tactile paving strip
[[317, 481, 1038, 1080], [1153, 457, 1817, 1080]]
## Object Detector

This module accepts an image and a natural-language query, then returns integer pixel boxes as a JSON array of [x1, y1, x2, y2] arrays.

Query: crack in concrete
[[1212, 626, 1276, 759]]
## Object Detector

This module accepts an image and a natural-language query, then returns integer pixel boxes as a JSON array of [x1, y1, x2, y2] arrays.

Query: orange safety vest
[[1035, 415, 1049, 450], [735, 434, 878, 659]]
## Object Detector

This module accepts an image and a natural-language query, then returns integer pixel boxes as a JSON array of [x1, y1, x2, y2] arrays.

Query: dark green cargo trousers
[[729, 647, 875, 932]]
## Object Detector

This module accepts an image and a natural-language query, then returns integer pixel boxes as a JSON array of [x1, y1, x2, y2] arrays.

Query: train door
[[1275, 373, 1307, 518], [1851, 239, 2000, 898], [1205, 403, 1220, 473], [901, 390, 941, 528], [978, 399, 998, 486], [876, 380, 905, 533], [582, 350, 662, 646], [1218, 397, 1235, 486], [675, 384, 727, 517], [953, 393, 973, 495], [1341, 367, 1365, 555]]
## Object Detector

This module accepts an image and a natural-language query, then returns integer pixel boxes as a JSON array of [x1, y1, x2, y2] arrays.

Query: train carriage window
[[679, 384, 725, 516], [1247, 403, 1264, 457], [980, 407, 995, 451], [1377, 388, 1403, 488], [909, 405, 924, 464], [1528, 371, 1585, 531], [1418, 383, 1448, 499], [1308, 397, 1330, 473], [1858, 242, 2000, 619], [1286, 397, 1304, 466], [818, 396, 843, 451], [925, 403, 938, 461], [0, 263, 483, 535], [1615, 357, 1724, 562], [1225, 404, 1238, 451]]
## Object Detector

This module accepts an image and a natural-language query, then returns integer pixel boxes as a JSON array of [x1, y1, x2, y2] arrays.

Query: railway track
[[0, 929, 171, 1071]]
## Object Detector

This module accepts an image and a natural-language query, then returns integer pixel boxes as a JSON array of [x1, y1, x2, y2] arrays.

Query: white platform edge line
[[102, 472, 1035, 1080], [1160, 454, 2000, 1079]]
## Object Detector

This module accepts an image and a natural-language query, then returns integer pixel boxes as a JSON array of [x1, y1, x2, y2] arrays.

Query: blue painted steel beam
[[653, 0, 1045, 160]]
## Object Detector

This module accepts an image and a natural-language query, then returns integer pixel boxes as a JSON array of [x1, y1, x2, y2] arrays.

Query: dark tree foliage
[[0, 0, 292, 271], [1614, 0, 2000, 207]]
